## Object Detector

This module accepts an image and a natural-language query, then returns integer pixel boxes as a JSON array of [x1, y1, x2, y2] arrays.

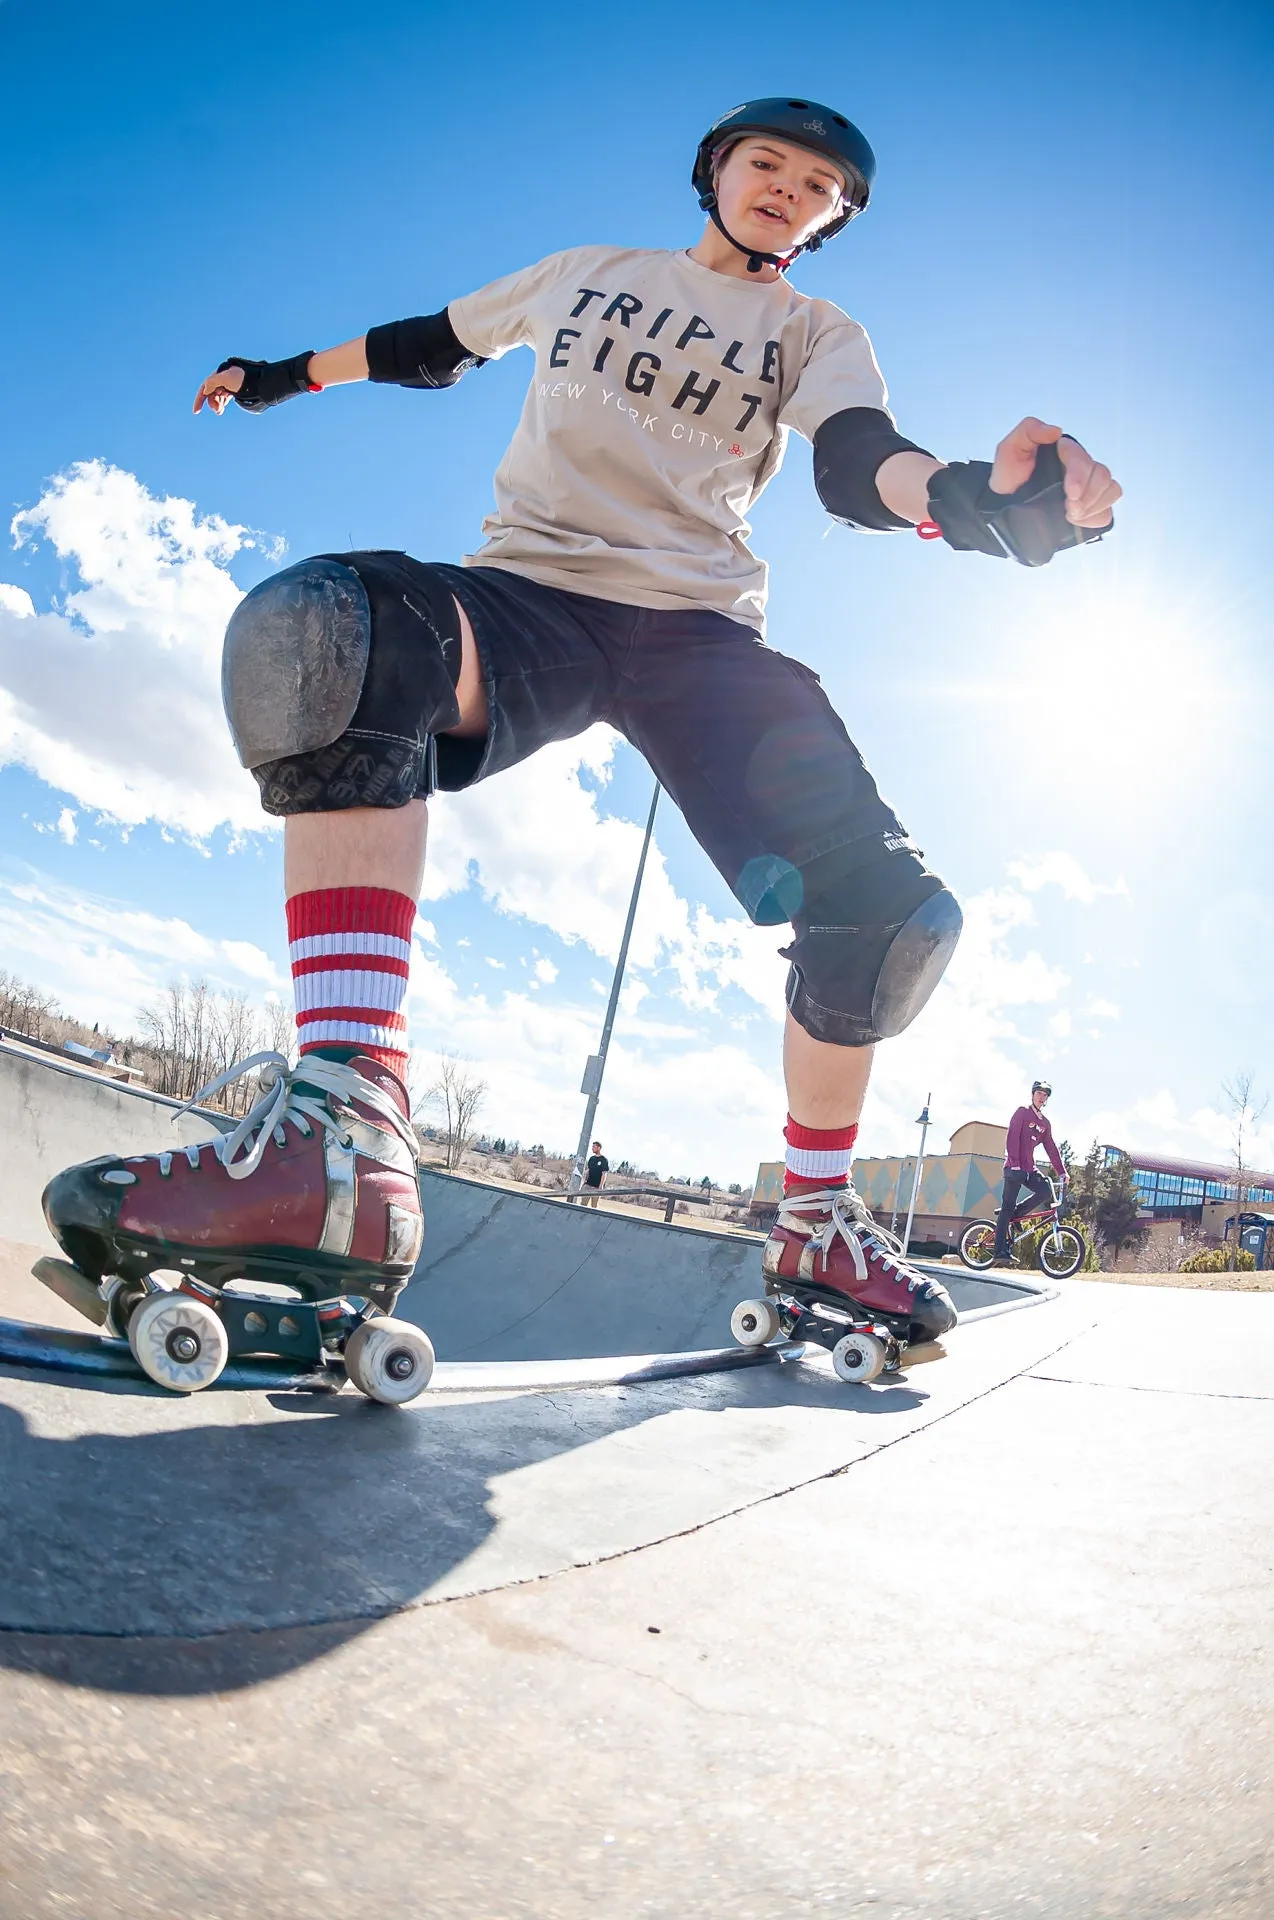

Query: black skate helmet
[[692, 97, 877, 272], [1032, 1080, 1053, 1097]]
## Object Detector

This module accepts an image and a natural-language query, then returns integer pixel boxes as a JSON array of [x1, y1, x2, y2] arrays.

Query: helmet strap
[[701, 193, 802, 275]]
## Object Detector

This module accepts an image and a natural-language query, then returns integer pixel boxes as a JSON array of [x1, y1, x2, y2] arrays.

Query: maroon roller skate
[[730, 1184, 957, 1384], [37, 1052, 434, 1403]]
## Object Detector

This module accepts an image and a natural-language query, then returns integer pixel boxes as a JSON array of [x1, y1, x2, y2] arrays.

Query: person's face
[[592, 1143, 602, 1153], [713, 137, 846, 253], [1032, 1089, 1050, 1111]]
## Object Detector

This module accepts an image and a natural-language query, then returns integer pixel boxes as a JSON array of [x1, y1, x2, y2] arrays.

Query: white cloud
[[1065, 1090, 1274, 1178], [56, 808, 77, 845], [1, 461, 277, 837], [1007, 851, 1129, 904], [0, 870, 283, 1033], [425, 728, 786, 1020]]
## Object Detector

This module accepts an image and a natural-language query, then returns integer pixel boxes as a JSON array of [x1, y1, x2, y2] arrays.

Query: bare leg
[[283, 599, 487, 897], [783, 1011, 873, 1129]]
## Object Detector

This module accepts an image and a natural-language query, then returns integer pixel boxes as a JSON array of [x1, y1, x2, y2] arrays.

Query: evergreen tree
[[1095, 1150, 1142, 1251]]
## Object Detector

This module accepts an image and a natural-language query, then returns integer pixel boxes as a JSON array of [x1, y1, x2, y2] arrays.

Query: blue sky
[[1, 0, 1271, 1181]]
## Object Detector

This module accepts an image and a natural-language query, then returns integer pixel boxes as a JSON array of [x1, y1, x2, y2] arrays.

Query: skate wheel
[[128, 1292, 228, 1394], [343, 1317, 435, 1405], [730, 1297, 781, 1348], [831, 1330, 887, 1385]]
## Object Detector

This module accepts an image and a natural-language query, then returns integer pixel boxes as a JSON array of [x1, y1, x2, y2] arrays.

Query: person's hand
[[193, 363, 245, 416], [988, 417, 1121, 528]]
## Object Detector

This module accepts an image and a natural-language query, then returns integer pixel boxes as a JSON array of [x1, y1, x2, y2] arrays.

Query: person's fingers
[[193, 367, 243, 417], [1061, 445, 1122, 523], [988, 416, 1063, 494]]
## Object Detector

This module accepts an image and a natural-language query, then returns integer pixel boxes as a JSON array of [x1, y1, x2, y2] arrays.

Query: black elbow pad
[[365, 310, 486, 389], [813, 407, 933, 532]]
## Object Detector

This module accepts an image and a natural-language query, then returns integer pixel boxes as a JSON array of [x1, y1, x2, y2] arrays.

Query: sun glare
[[1010, 562, 1249, 819]]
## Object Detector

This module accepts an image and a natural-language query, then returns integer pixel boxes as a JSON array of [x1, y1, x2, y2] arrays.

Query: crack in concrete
[[1027, 1371, 1274, 1404]]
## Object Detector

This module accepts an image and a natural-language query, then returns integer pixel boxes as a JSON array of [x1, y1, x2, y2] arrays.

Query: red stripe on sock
[[295, 1007, 409, 1032], [286, 887, 417, 944], [783, 1116, 859, 1152], [290, 951, 412, 979]]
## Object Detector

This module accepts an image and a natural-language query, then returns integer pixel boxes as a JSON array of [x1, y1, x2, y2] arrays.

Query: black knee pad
[[224, 552, 464, 816], [781, 846, 963, 1047]]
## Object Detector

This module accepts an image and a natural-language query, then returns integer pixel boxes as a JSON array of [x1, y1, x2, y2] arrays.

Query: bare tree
[[1222, 1070, 1269, 1273], [262, 996, 295, 1062], [138, 981, 296, 1114], [0, 969, 60, 1042], [423, 1051, 488, 1171]]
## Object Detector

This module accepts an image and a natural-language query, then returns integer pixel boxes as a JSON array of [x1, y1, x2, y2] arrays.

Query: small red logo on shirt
[[729, 442, 744, 456]]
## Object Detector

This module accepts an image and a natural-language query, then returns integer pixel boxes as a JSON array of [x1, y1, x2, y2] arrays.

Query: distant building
[[750, 1121, 1009, 1248], [753, 1127, 1274, 1256]]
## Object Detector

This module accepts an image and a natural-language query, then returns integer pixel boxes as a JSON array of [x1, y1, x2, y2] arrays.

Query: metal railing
[[564, 1183, 755, 1226]]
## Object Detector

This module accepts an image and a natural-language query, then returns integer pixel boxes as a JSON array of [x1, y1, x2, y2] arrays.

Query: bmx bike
[[958, 1177, 1087, 1280]]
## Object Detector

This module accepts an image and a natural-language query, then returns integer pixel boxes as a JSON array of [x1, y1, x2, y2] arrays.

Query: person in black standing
[[582, 1141, 609, 1208]]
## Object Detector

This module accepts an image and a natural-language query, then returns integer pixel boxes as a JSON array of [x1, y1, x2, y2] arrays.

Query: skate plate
[[23, 1255, 439, 1401], [0, 1314, 341, 1392]]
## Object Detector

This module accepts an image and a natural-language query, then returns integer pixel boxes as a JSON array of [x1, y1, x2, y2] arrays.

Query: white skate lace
[[175, 1052, 418, 1183], [777, 1185, 923, 1294]]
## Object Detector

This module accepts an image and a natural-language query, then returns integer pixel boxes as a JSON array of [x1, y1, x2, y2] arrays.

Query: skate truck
[[958, 1176, 1087, 1279], [728, 1222, 934, 1387], [30, 1248, 435, 1404]]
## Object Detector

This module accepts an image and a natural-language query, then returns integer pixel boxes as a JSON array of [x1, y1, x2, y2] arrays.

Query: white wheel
[[831, 1330, 887, 1385], [343, 1317, 435, 1405], [730, 1297, 781, 1348], [128, 1292, 228, 1393]]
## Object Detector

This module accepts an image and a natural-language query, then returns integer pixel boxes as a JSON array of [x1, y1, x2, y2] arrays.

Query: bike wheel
[[959, 1221, 997, 1270], [1037, 1226, 1085, 1280]]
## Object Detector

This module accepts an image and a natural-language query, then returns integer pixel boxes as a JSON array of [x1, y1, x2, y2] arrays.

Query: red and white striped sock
[[286, 887, 415, 1082], [783, 1115, 859, 1198]]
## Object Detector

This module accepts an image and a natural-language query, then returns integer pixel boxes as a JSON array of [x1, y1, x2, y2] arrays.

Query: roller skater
[[43, 95, 1120, 1396]]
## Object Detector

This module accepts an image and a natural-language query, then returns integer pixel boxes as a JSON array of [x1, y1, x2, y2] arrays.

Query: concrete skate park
[[0, 1039, 1270, 1920]]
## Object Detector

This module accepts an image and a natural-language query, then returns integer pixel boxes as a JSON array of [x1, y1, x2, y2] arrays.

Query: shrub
[[1179, 1246, 1256, 1274]]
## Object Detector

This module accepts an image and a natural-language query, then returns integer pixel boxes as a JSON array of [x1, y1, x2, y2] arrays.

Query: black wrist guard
[[925, 440, 1111, 567], [218, 352, 318, 414]]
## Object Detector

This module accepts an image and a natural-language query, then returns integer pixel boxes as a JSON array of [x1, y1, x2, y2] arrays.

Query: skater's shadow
[[0, 1354, 922, 1697]]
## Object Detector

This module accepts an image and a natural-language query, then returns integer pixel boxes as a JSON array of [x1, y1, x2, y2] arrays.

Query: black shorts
[[349, 556, 911, 928]]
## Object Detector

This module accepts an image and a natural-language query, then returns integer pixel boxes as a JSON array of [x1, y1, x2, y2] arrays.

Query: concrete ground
[[2, 1242, 1270, 1919]]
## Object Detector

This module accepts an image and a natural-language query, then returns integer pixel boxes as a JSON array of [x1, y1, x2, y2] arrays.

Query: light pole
[[567, 780, 660, 1195], [901, 1093, 932, 1256]]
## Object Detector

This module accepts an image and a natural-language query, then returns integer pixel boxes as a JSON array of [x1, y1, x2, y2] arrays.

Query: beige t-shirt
[[448, 246, 891, 633]]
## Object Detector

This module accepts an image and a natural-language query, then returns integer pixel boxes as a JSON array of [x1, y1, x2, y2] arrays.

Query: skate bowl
[[0, 1035, 1083, 1702], [400, 1166, 1047, 1363], [0, 1036, 1050, 1388]]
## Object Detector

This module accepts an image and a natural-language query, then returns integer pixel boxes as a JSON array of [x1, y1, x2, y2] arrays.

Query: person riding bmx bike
[[42, 96, 1120, 1379], [993, 1079, 1067, 1264]]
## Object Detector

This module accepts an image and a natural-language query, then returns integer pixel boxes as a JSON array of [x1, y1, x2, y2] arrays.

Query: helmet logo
[[803, 118, 827, 134]]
